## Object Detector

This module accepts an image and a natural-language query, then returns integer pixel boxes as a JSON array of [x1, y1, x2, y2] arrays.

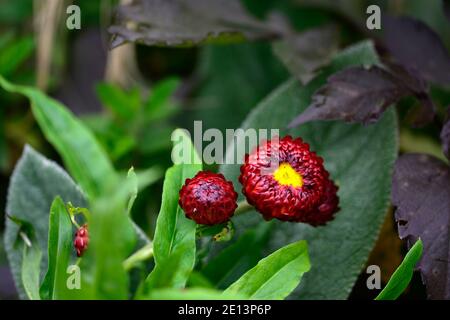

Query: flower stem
[[123, 243, 154, 271]]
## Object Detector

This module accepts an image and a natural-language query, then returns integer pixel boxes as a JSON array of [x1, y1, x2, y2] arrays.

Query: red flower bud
[[179, 171, 238, 225], [74, 224, 89, 257], [239, 135, 339, 226]]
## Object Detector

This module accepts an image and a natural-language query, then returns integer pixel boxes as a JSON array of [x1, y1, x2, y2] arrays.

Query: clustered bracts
[[74, 224, 89, 257], [179, 171, 238, 225], [239, 135, 339, 226]]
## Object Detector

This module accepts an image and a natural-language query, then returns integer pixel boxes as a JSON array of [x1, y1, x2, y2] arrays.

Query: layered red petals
[[239, 136, 339, 226], [179, 171, 238, 225]]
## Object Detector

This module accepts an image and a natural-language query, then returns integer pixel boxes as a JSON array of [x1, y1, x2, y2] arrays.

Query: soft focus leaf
[[376, 239, 423, 300], [382, 15, 450, 86], [0, 108, 7, 170], [127, 168, 139, 216], [190, 43, 288, 132], [4, 146, 86, 299], [220, 41, 398, 299], [445, 0, 450, 22], [224, 240, 310, 300], [39, 197, 74, 300], [202, 222, 272, 288], [272, 25, 339, 84], [142, 129, 202, 292], [127, 167, 162, 247], [441, 107, 450, 160], [0, 36, 34, 77], [96, 83, 141, 120], [0, 76, 117, 199], [109, 0, 286, 48], [21, 241, 41, 300], [143, 287, 246, 300], [144, 77, 180, 122], [392, 154, 450, 299], [70, 192, 137, 299]]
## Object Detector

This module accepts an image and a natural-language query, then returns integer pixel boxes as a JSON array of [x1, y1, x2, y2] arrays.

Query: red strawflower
[[239, 135, 339, 226], [74, 224, 89, 257], [179, 171, 238, 225]]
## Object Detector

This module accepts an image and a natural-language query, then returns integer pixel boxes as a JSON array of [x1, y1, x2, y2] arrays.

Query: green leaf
[[127, 168, 139, 216], [224, 240, 310, 300], [0, 36, 34, 77], [142, 129, 202, 292], [140, 249, 185, 291], [95, 83, 141, 120], [143, 77, 180, 122], [142, 287, 247, 300], [202, 222, 272, 288], [70, 192, 137, 300], [0, 107, 7, 170], [220, 41, 398, 299], [376, 239, 423, 300], [126, 166, 163, 216], [39, 197, 74, 300], [0, 76, 117, 199], [126, 167, 162, 248], [21, 240, 42, 300], [4, 145, 86, 299]]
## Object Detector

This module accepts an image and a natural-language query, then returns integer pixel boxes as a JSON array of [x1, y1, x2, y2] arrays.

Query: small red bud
[[179, 171, 238, 225], [74, 224, 89, 257]]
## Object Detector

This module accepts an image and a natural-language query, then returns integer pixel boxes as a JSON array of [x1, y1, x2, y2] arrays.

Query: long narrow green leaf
[[40, 197, 74, 300], [141, 129, 202, 293], [21, 240, 42, 300], [375, 239, 423, 300], [224, 240, 310, 300], [0, 76, 117, 199]]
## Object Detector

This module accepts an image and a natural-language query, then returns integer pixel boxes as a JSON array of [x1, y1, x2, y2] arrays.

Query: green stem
[[234, 200, 253, 216], [123, 243, 154, 271]]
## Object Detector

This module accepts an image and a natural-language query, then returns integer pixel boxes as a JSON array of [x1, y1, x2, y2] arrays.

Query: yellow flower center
[[273, 163, 303, 187]]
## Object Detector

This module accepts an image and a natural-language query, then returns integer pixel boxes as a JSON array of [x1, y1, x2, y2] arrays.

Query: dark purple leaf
[[392, 154, 450, 299], [384, 63, 436, 127], [441, 106, 450, 160], [108, 0, 287, 48], [288, 65, 410, 127], [272, 25, 339, 84], [407, 95, 436, 127], [383, 15, 450, 85], [444, 0, 450, 22]]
